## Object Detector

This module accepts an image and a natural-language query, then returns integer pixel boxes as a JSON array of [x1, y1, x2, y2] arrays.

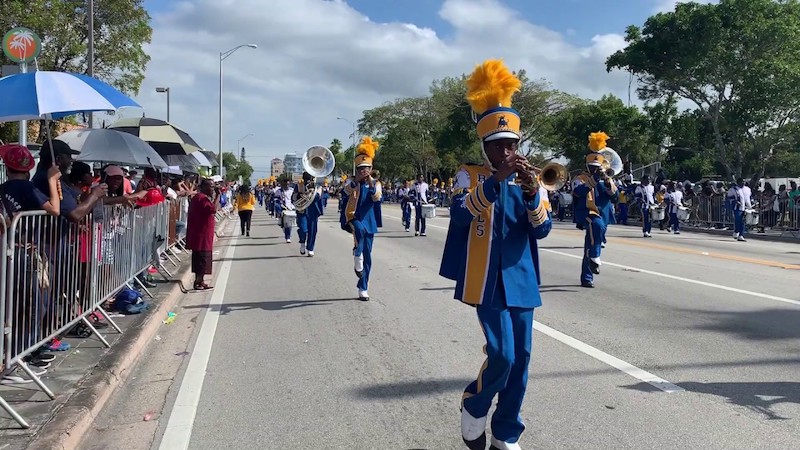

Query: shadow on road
[[353, 378, 473, 399], [541, 246, 582, 250], [678, 307, 800, 341], [215, 255, 304, 262], [183, 298, 359, 315], [419, 286, 454, 291], [622, 381, 800, 420]]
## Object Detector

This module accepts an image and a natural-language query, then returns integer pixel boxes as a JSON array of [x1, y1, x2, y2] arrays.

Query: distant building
[[283, 153, 302, 179], [270, 158, 284, 177]]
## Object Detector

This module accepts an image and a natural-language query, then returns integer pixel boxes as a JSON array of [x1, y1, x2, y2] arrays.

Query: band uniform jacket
[[294, 184, 324, 220], [340, 180, 382, 234], [440, 164, 552, 308], [572, 173, 617, 228]]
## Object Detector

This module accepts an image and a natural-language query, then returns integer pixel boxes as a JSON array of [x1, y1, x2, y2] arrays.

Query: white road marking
[[158, 235, 239, 450], [542, 249, 800, 307], [382, 211, 682, 393], [533, 321, 683, 393], [383, 211, 800, 308]]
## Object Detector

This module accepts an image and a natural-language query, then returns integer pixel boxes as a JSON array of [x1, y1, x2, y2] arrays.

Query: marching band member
[[732, 177, 751, 241], [634, 175, 655, 237], [372, 170, 384, 229], [440, 60, 551, 450], [341, 137, 382, 301], [293, 172, 324, 256], [276, 177, 295, 243], [572, 132, 617, 289], [411, 174, 429, 236], [665, 181, 684, 234], [397, 180, 412, 232]]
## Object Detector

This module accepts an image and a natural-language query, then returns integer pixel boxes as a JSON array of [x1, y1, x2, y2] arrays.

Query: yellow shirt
[[235, 193, 255, 211]]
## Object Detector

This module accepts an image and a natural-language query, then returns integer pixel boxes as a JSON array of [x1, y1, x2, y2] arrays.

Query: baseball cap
[[0, 144, 36, 172], [41, 139, 80, 156]]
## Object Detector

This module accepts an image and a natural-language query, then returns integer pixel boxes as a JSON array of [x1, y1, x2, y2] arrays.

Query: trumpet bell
[[303, 145, 335, 178], [538, 162, 568, 192], [599, 147, 623, 177]]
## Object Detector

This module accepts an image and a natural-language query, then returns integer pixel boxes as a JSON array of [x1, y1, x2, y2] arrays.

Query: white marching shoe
[[354, 254, 364, 278], [307, 250, 314, 257], [461, 408, 487, 450], [358, 290, 369, 301], [489, 436, 522, 450], [300, 243, 306, 255]]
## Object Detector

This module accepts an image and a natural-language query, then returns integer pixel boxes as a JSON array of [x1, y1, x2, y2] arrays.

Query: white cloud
[[126, 0, 633, 176]]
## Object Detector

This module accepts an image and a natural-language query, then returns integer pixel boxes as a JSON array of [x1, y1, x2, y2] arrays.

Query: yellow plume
[[588, 131, 610, 152], [356, 136, 379, 159], [465, 59, 521, 115]]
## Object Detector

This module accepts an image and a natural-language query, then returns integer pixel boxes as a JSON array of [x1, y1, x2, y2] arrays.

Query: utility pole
[[87, 0, 94, 128]]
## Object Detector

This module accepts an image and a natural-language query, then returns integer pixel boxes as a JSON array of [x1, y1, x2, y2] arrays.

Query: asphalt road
[[89, 203, 800, 450]]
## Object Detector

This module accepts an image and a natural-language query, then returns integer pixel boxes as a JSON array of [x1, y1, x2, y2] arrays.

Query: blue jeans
[[401, 202, 412, 229], [414, 204, 426, 233]]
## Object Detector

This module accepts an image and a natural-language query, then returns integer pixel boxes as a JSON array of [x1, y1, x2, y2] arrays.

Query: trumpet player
[[293, 172, 324, 256], [440, 60, 551, 450], [342, 137, 382, 301], [573, 132, 618, 289]]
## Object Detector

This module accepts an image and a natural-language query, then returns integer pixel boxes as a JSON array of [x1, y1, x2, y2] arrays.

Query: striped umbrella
[[108, 117, 202, 155]]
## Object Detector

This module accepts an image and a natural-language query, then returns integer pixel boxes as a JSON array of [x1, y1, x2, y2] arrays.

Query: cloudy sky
[[127, 0, 709, 178]]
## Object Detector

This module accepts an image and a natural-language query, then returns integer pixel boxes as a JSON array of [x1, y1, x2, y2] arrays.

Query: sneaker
[[733, 232, 739, 239], [601, 242, 606, 248], [420, 232, 427, 236], [415, 232, 420, 236], [737, 236, 746, 242], [286, 238, 291, 243], [44, 338, 70, 352], [405, 228, 409, 232], [358, 290, 369, 301], [300, 243, 306, 255], [22, 356, 51, 369], [307, 251, 314, 257], [674, 231, 680, 234], [31, 351, 56, 363]]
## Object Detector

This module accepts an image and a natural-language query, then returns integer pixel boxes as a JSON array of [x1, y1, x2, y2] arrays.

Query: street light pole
[[156, 87, 170, 122], [218, 43, 258, 177], [87, 0, 94, 128], [337, 116, 357, 175]]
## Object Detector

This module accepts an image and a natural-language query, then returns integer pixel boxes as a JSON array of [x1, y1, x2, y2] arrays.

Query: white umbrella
[[57, 128, 168, 168], [163, 165, 183, 175]]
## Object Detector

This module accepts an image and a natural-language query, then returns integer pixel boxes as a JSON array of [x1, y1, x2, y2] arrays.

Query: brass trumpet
[[516, 160, 568, 192]]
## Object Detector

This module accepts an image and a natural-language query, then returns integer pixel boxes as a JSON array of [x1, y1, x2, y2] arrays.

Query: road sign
[[3, 27, 42, 64]]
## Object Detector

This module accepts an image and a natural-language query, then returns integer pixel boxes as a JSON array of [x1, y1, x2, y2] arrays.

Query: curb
[[28, 266, 195, 450]]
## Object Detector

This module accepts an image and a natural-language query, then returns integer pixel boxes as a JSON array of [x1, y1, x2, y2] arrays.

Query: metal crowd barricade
[[1, 201, 172, 428]]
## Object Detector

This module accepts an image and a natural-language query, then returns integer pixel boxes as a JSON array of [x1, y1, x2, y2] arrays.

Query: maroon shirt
[[186, 193, 216, 251]]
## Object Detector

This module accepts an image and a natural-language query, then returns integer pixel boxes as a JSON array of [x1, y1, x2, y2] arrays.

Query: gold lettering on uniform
[[477, 174, 486, 183]]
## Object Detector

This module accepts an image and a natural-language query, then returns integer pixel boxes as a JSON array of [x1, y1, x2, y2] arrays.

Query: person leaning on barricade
[[31, 143, 107, 355], [0, 144, 63, 384]]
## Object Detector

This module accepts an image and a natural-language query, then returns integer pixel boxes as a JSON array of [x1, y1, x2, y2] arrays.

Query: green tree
[[221, 151, 253, 183], [329, 138, 342, 156], [606, 0, 800, 180], [540, 95, 655, 171], [1, 0, 152, 143]]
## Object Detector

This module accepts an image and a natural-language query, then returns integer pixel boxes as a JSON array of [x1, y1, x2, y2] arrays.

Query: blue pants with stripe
[[351, 221, 374, 291], [581, 216, 606, 283], [641, 206, 652, 234], [297, 213, 319, 251], [462, 286, 534, 444]]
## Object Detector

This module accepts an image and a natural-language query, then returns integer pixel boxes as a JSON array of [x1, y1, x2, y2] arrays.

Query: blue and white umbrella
[[0, 71, 140, 122]]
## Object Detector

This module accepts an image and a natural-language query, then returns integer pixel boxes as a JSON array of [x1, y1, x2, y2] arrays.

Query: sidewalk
[[0, 260, 192, 450]]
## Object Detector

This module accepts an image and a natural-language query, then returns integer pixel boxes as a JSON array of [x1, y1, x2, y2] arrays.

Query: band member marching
[[397, 180, 412, 232], [411, 174, 429, 236], [440, 59, 551, 450], [276, 177, 295, 243], [341, 137, 382, 301], [634, 175, 656, 237], [293, 171, 324, 256], [572, 132, 618, 288]]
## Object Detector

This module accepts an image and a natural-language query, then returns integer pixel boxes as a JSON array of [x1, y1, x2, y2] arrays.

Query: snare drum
[[421, 204, 436, 219], [744, 209, 759, 226], [282, 210, 297, 228], [650, 206, 665, 221], [676, 206, 689, 221]]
